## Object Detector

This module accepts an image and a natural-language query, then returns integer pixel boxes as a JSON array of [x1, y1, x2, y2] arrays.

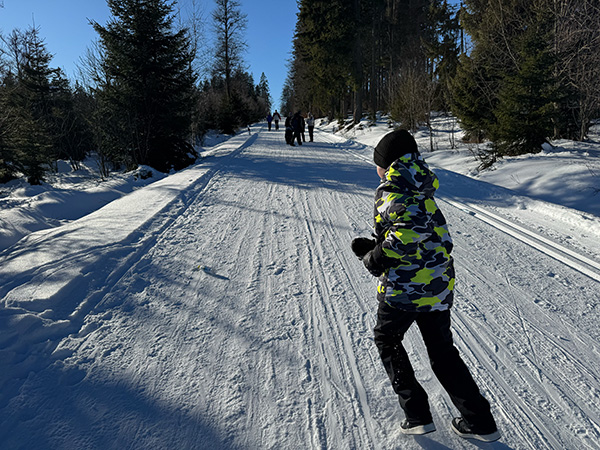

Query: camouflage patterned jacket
[[372, 153, 455, 312]]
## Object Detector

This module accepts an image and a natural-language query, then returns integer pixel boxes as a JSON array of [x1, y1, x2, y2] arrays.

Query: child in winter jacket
[[352, 129, 500, 442]]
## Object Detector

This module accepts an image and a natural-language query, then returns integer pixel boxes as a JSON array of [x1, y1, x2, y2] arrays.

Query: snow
[[1, 117, 599, 449]]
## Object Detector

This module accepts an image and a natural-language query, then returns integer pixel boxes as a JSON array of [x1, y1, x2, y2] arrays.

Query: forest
[[284, 0, 600, 165], [1, 0, 599, 183], [0, 0, 269, 184]]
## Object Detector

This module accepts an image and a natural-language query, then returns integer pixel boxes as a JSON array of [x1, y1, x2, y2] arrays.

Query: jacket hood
[[380, 153, 439, 197]]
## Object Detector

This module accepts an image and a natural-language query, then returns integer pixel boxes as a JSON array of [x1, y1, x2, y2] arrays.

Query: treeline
[[0, 0, 271, 185], [284, 0, 459, 127], [0, 28, 92, 184], [285, 0, 600, 162]]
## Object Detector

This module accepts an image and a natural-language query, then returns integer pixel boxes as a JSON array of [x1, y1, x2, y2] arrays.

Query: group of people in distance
[[266, 110, 315, 146]]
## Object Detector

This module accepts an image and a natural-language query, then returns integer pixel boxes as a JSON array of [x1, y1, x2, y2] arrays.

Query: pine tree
[[256, 72, 272, 116], [4, 27, 56, 184], [453, 1, 558, 157], [490, 14, 556, 156], [93, 0, 198, 173]]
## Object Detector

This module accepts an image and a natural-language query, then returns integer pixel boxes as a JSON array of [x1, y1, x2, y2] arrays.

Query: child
[[351, 129, 500, 442]]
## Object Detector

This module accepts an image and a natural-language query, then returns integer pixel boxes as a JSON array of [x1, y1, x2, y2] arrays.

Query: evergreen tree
[[453, 0, 558, 157], [295, 0, 354, 119], [0, 47, 14, 182], [290, 0, 459, 126], [50, 77, 95, 170], [490, 15, 557, 156], [425, 0, 461, 111], [280, 74, 294, 117], [2, 27, 56, 184], [195, 69, 265, 135], [450, 53, 497, 144], [256, 72, 272, 116], [0, 75, 17, 183], [201, 0, 265, 134], [92, 0, 198, 173]]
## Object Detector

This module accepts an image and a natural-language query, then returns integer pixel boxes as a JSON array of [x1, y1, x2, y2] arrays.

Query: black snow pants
[[373, 301, 497, 431]]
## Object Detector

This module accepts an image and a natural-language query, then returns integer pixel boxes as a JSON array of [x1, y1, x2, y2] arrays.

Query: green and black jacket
[[372, 153, 455, 312]]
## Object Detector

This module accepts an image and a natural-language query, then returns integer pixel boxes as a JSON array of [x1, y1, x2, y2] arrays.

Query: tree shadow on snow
[[204, 135, 379, 195], [0, 365, 246, 449]]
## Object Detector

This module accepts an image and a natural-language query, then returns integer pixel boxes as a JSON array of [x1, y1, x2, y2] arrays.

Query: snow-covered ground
[[1, 117, 599, 449]]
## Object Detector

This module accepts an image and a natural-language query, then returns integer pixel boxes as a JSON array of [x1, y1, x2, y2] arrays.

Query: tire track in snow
[[300, 190, 380, 450], [281, 138, 381, 449], [439, 197, 600, 282], [446, 203, 600, 449]]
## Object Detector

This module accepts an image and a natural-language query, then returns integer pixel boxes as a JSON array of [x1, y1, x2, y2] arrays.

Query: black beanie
[[373, 129, 419, 168]]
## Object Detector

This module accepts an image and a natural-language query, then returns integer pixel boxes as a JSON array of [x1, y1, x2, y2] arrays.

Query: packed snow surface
[[1, 118, 600, 449]]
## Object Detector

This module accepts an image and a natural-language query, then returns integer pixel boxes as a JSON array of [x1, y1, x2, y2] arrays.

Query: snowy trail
[[440, 197, 600, 282], [1, 126, 599, 449]]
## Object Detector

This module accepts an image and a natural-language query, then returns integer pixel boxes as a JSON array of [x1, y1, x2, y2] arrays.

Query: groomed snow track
[[1, 125, 599, 449]]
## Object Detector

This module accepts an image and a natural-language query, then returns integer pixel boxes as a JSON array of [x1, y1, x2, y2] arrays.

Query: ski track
[[0, 125, 599, 449]]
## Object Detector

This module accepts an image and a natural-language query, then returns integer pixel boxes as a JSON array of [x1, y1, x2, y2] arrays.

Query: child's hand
[[362, 250, 384, 277], [351, 237, 376, 259]]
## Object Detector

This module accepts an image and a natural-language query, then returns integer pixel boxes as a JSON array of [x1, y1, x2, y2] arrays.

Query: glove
[[362, 249, 385, 277], [351, 237, 376, 259]]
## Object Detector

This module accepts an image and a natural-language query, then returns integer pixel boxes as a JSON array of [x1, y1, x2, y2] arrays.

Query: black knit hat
[[373, 129, 419, 168]]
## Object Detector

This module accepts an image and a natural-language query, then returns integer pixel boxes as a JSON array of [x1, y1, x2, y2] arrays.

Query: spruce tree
[[93, 0, 197, 173], [290, 0, 459, 125], [490, 18, 556, 156], [452, 1, 558, 157], [49, 77, 94, 170], [295, 0, 354, 119], [0, 63, 15, 182], [256, 72, 272, 116], [450, 53, 497, 144], [5, 27, 56, 184]]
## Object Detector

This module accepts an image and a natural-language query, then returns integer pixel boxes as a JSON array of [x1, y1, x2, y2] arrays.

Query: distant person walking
[[306, 113, 315, 142], [285, 115, 294, 146], [266, 113, 273, 131], [300, 113, 306, 143], [273, 110, 282, 130], [291, 111, 303, 146]]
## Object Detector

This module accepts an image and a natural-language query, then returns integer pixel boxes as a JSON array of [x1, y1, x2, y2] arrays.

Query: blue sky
[[0, 0, 298, 108], [1, 1, 463, 109]]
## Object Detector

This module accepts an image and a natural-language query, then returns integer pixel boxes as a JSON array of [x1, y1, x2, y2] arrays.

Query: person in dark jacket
[[273, 110, 281, 130], [306, 113, 315, 142], [266, 113, 273, 131], [300, 114, 306, 142], [291, 111, 303, 146], [352, 129, 500, 442], [284, 115, 294, 146]]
